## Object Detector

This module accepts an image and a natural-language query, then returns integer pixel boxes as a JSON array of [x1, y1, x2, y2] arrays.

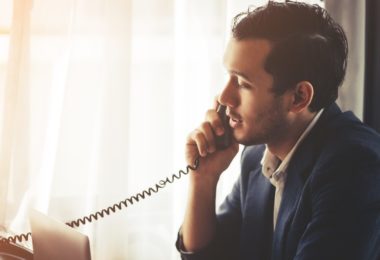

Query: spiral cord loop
[[0, 157, 200, 244], [0, 232, 32, 244]]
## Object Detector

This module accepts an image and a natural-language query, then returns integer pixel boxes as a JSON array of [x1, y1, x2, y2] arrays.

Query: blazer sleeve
[[294, 143, 380, 260]]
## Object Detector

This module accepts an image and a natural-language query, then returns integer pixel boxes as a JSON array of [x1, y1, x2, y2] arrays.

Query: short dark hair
[[232, 1, 348, 112]]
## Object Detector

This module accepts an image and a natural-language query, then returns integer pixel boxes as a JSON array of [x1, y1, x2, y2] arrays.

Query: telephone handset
[[0, 106, 232, 246], [215, 105, 232, 149]]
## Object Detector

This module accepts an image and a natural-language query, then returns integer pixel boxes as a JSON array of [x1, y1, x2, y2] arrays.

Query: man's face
[[220, 38, 292, 146]]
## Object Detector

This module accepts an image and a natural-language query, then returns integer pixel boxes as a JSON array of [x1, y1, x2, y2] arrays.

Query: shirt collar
[[261, 109, 324, 180]]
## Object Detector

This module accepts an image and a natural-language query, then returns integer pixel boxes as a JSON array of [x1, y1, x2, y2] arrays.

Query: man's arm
[[181, 170, 219, 251], [181, 108, 239, 253]]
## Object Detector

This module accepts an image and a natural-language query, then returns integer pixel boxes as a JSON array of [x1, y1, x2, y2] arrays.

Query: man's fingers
[[199, 122, 216, 153], [205, 109, 225, 136], [189, 129, 209, 157]]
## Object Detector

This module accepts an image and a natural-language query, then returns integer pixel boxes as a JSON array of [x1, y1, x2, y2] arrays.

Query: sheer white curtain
[[0, 0, 323, 259], [0, 0, 234, 259], [325, 0, 365, 119]]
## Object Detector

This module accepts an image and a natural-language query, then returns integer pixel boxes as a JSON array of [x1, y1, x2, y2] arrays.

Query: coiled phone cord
[[0, 157, 200, 244]]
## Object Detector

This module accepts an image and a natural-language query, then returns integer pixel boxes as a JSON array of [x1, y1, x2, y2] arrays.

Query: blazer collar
[[271, 103, 342, 258]]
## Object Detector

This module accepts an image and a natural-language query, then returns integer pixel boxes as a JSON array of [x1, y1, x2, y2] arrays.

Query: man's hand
[[185, 106, 239, 182]]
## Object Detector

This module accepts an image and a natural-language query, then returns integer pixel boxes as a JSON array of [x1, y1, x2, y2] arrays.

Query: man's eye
[[237, 82, 249, 89], [229, 76, 250, 89]]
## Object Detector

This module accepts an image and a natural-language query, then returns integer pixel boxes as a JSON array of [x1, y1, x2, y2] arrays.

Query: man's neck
[[267, 112, 317, 161]]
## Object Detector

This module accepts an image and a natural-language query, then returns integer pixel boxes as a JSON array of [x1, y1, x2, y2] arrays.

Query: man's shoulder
[[309, 107, 380, 179], [319, 109, 380, 154]]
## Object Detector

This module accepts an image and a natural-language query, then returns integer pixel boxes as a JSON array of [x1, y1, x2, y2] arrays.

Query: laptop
[[29, 210, 91, 260]]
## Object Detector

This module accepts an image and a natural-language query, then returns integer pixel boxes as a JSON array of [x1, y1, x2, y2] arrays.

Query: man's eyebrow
[[229, 70, 254, 84]]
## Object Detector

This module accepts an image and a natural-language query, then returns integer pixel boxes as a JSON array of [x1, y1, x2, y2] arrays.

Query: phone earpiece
[[215, 105, 232, 149]]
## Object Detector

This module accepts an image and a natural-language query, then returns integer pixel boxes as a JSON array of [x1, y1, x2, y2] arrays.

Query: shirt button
[[273, 172, 281, 182]]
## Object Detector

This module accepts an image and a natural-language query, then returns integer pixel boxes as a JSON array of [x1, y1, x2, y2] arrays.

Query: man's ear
[[290, 81, 314, 113]]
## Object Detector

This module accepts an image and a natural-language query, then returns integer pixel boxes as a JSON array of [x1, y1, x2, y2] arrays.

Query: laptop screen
[[29, 210, 91, 260]]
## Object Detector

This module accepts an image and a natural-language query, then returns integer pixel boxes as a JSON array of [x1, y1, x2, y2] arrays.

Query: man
[[176, 1, 380, 260]]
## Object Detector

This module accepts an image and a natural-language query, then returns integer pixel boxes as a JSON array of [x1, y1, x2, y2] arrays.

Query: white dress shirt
[[261, 109, 324, 229]]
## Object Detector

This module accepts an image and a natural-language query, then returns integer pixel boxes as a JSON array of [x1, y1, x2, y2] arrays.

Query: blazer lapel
[[241, 167, 275, 260], [271, 155, 308, 259], [271, 103, 342, 259]]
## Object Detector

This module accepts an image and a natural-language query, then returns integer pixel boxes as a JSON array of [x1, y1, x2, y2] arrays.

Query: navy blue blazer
[[177, 103, 380, 260]]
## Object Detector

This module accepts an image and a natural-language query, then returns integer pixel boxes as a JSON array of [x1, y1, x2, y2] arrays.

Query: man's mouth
[[227, 112, 243, 128], [229, 118, 240, 128]]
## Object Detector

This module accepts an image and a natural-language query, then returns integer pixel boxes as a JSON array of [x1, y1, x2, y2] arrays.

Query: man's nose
[[218, 79, 238, 108]]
